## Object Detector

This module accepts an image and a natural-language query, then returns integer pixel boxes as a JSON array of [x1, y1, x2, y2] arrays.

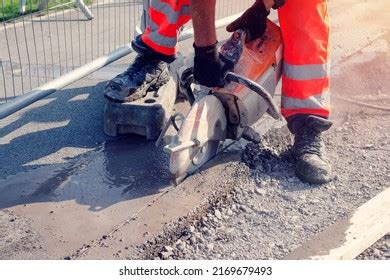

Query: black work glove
[[193, 42, 233, 88], [226, 0, 270, 42]]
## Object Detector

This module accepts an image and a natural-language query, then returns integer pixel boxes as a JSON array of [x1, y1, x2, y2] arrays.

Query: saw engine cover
[[217, 20, 283, 139]]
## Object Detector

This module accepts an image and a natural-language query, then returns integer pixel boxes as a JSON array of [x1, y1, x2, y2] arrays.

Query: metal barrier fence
[[0, 0, 253, 118], [1, 0, 143, 102]]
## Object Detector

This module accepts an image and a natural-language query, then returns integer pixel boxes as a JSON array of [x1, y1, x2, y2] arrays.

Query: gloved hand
[[226, 0, 270, 42], [193, 42, 233, 88]]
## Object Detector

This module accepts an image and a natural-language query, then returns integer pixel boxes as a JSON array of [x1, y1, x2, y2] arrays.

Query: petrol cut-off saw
[[157, 20, 284, 183]]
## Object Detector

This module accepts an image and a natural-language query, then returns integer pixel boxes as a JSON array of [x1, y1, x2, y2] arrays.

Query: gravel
[[140, 109, 390, 260], [0, 210, 45, 259], [357, 235, 390, 260]]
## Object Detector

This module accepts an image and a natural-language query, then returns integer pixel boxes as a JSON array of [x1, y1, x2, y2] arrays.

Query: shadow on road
[[0, 82, 107, 174], [0, 81, 173, 211]]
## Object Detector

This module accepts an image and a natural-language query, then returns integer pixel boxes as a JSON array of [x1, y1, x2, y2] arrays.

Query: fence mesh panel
[[1, 0, 252, 104]]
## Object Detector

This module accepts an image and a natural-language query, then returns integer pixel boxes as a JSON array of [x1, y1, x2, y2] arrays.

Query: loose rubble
[[357, 235, 390, 260], [140, 111, 390, 260]]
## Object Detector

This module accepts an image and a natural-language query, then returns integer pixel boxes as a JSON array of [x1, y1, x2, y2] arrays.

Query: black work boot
[[288, 115, 333, 184], [104, 55, 170, 103]]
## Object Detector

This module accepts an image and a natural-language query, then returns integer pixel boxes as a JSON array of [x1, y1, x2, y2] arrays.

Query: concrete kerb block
[[103, 78, 177, 140]]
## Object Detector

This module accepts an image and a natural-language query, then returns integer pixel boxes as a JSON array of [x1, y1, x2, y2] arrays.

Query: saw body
[[163, 20, 284, 180]]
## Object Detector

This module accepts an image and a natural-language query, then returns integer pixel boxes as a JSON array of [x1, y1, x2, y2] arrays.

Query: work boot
[[104, 55, 170, 103], [288, 115, 333, 184]]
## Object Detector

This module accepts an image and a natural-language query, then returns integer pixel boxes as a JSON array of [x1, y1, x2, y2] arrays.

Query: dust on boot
[[104, 55, 170, 103], [288, 115, 333, 184]]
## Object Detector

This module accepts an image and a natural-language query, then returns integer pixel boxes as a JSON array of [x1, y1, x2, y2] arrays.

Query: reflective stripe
[[151, 1, 191, 23], [149, 6, 191, 36], [150, 20, 160, 31], [149, 19, 185, 38], [144, 26, 178, 48], [283, 62, 329, 80], [142, 33, 177, 56], [281, 108, 330, 119], [281, 91, 330, 109]]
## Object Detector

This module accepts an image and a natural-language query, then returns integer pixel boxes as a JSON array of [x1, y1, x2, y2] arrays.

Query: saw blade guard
[[165, 94, 227, 177]]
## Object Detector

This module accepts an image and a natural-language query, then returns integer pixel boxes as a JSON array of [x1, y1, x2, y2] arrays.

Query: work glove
[[226, 0, 270, 42], [193, 42, 233, 88]]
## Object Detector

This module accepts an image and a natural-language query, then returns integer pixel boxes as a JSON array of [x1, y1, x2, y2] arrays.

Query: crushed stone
[[138, 110, 390, 259]]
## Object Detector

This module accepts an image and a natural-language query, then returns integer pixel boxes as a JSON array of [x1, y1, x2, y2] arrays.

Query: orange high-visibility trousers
[[141, 0, 191, 56], [141, 0, 331, 119], [278, 0, 330, 118]]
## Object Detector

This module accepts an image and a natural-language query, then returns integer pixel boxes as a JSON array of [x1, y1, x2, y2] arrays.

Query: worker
[[104, 0, 333, 184]]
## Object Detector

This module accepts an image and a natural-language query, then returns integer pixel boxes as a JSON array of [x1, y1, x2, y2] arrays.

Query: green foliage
[[0, 0, 93, 22], [1, 0, 40, 21]]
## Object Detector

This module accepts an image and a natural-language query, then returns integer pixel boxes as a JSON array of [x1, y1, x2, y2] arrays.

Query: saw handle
[[179, 67, 196, 105], [179, 68, 282, 120], [225, 72, 282, 120]]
